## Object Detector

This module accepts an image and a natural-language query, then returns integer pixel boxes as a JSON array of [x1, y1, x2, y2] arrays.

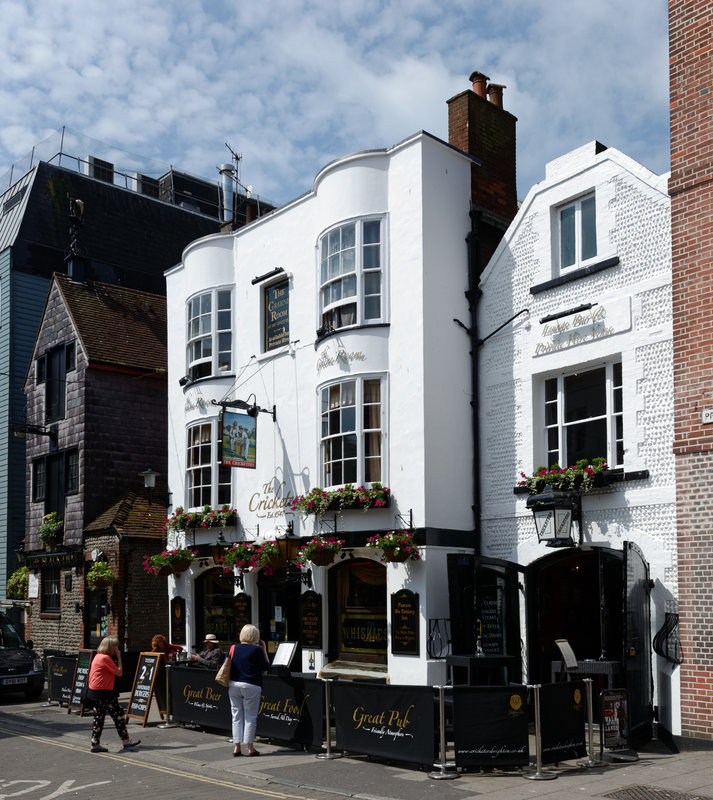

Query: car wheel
[[24, 684, 43, 701]]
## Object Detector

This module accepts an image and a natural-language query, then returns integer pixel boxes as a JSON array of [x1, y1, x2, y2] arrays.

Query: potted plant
[[253, 540, 285, 570], [221, 542, 258, 573], [7, 566, 29, 600], [143, 548, 197, 576], [296, 535, 345, 567], [518, 458, 609, 495], [38, 512, 63, 545], [366, 530, 421, 563], [200, 504, 238, 528], [87, 561, 117, 590], [291, 483, 391, 517]]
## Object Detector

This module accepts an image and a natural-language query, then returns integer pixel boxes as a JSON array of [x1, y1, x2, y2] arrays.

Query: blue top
[[230, 643, 270, 687]]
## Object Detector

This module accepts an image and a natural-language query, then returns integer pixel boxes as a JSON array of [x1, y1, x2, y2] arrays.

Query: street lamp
[[139, 468, 159, 504], [526, 484, 580, 547]]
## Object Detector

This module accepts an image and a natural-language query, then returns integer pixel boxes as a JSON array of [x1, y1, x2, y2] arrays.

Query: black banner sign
[[67, 649, 95, 715], [257, 675, 323, 746], [48, 656, 76, 706], [601, 689, 630, 751], [171, 596, 186, 645], [170, 664, 231, 730], [264, 279, 290, 351], [539, 681, 587, 764], [299, 591, 322, 648], [333, 683, 435, 766], [127, 652, 164, 726], [452, 686, 529, 767], [233, 594, 252, 638], [391, 589, 419, 656]]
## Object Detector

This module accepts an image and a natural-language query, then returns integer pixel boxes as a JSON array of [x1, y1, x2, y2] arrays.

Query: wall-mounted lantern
[[526, 484, 581, 547]]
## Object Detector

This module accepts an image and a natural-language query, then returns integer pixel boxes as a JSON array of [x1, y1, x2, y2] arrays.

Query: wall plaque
[[299, 591, 322, 649], [233, 593, 252, 637], [391, 589, 420, 656], [171, 596, 186, 645]]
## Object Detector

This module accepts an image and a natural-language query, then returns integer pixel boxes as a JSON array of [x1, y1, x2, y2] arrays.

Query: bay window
[[319, 217, 384, 332], [186, 421, 232, 508], [187, 289, 232, 381], [320, 376, 384, 487], [542, 361, 623, 468]]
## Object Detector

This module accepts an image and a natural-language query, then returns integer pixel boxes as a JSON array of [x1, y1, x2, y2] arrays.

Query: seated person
[[151, 634, 183, 661], [191, 634, 224, 668]]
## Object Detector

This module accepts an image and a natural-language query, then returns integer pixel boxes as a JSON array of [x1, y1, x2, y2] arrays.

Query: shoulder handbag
[[215, 645, 234, 687]]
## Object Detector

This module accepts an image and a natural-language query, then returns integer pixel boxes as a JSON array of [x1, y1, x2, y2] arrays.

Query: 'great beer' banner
[[333, 683, 435, 766]]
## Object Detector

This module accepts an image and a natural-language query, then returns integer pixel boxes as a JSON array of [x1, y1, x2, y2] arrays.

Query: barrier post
[[315, 677, 342, 760], [157, 663, 178, 729], [428, 685, 459, 780], [523, 684, 557, 781], [577, 678, 601, 767]]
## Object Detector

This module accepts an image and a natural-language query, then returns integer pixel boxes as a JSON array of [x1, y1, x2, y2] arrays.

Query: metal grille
[[652, 612, 682, 664], [605, 786, 713, 800]]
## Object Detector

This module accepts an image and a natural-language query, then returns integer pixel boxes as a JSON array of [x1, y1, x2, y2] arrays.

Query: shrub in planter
[[87, 561, 117, 590], [38, 512, 63, 543], [7, 566, 29, 600]]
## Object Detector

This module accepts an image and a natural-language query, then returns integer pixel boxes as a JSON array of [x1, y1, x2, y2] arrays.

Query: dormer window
[[559, 193, 597, 271]]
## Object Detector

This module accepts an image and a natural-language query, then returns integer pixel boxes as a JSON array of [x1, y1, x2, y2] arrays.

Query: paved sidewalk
[[2, 692, 713, 800]]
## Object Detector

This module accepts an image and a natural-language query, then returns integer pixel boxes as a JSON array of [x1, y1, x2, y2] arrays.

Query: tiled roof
[[55, 272, 167, 372], [85, 487, 168, 539]]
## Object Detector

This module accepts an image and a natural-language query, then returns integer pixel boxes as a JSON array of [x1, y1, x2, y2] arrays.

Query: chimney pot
[[487, 83, 506, 108], [469, 70, 490, 99]]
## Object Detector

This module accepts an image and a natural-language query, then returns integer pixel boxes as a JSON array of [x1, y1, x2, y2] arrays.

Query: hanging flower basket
[[296, 535, 345, 567], [366, 530, 421, 563], [252, 540, 285, 572], [170, 559, 193, 574], [381, 546, 410, 563], [143, 548, 198, 576], [221, 542, 258, 573], [87, 561, 118, 590], [38, 512, 63, 545], [157, 564, 172, 577], [309, 550, 336, 566]]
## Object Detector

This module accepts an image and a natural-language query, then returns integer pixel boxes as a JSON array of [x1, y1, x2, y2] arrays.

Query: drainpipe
[[466, 209, 483, 553]]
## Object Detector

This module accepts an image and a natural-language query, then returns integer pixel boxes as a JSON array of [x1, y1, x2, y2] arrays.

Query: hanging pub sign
[[390, 589, 419, 656], [233, 594, 252, 637], [221, 411, 257, 469], [333, 682, 435, 766], [452, 685, 529, 768], [264, 279, 290, 352], [171, 596, 186, 646], [299, 591, 322, 649], [538, 680, 587, 764]]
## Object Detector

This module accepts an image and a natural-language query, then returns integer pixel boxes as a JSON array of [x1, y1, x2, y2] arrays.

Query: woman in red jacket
[[87, 636, 140, 753]]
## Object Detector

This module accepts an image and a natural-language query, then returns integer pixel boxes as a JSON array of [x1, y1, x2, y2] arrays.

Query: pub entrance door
[[194, 568, 236, 650], [327, 559, 386, 664], [257, 567, 302, 664]]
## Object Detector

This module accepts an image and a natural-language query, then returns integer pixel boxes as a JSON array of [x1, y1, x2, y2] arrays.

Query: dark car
[[0, 611, 44, 700]]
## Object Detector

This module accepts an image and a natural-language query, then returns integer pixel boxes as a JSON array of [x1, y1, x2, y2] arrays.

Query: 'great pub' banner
[[333, 682, 435, 766]]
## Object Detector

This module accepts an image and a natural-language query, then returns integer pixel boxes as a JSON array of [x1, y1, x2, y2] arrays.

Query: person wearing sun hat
[[191, 633, 224, 669]]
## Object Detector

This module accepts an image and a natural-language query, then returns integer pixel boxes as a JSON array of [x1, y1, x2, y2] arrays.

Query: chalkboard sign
[[233, 593, 252, 637], [126, 652, 165, 726], [171, 596, 186, 645], [67, 649, 95, 715], [48, 656, 76, 707], [391, 589, 419, 656], [299, 591, 322, 648]]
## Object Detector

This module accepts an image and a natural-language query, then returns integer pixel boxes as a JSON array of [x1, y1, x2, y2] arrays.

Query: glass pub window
[[560, 194, 597, 270]]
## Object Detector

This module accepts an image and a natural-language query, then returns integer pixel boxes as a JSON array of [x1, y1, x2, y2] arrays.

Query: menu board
[[126, 652, 164, 726], [391, 589, 419, 656], [171, 596, 186, 645], [478, 584, 504, 655], [49, 656, 77, 707], [67, 649, 95, 715], [299, 591, 322, 648]]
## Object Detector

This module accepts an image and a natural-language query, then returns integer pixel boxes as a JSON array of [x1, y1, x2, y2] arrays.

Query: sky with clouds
[[0, 0, 669, 207]]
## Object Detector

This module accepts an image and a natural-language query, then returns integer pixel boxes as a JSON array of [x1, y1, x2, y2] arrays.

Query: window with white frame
[[543, 362, 622, 468], [320, 376, 384, 487], [186, 421, 232, 508], [559, 193, 597, 271], [319, 218, 383, 332], [187, 289, 232, 381]]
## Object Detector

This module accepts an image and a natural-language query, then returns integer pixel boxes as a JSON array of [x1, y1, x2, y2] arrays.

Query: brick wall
[[669, 0, 713, 740]]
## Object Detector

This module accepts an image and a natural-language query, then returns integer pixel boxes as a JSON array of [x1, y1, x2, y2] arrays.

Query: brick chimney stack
[[447, 70, 518, 266]]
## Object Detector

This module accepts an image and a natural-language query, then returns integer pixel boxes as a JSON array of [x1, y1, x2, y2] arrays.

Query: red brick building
[[670, 0, 713, 742]]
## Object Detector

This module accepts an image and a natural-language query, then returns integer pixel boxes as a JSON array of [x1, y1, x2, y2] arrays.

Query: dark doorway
[[526, 548, 624, 684], [85, 588, 109, 649], [328, 559, 386, 664], [257, 567, 302, 665], [194, 568, 236, 650]]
